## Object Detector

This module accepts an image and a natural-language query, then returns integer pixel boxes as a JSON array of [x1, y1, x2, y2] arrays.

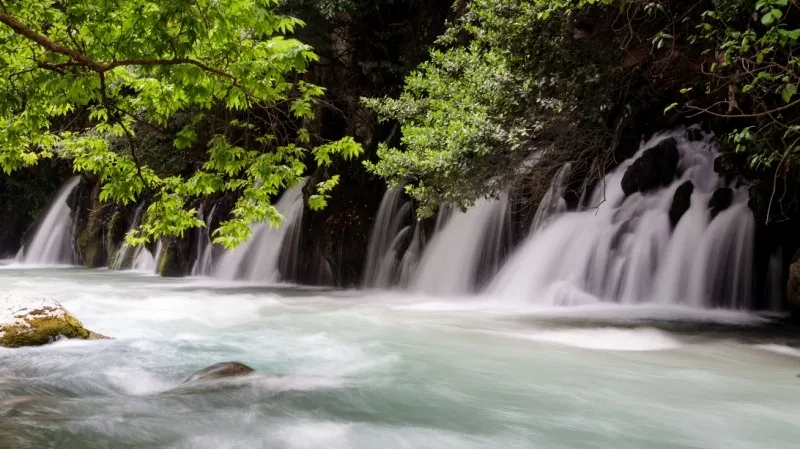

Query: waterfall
[[18, 176, 81, 265], [530, 162, 572, 233], [362, 188, 415, 287], [110, 203, 159, 272], [489, 128, 757, 309], [214, 182, 305, 282], [411, 195, 510, 295], [191, 204, 217, 277]]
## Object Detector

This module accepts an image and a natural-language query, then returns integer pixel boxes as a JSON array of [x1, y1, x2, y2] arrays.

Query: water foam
[[509, 327, 684, 351]]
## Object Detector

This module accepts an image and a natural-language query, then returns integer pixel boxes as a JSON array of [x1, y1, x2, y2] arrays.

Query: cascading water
[[411, 195, 510, 295], [362, 188, 415, 288], [190, 204, 217, 276], [530, 162, 572, 233], [489, 128, 757, 309], [111, 203, 159, 272], [214, 182, 305, 282], [17, 176, 81, 265]]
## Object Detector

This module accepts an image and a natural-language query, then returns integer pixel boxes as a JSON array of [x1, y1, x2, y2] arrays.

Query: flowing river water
[[2, 267, 800, 448]]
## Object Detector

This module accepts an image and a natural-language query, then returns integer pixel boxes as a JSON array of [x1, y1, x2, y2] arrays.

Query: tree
[[363, 0, 622, 217], [0, 0, 362, 248], [365, 0, 800, 221]]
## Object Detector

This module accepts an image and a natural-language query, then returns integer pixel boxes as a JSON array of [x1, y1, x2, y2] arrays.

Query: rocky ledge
[[0, 294, 106, 348]]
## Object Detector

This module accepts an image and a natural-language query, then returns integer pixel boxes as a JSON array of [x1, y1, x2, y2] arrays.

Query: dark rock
[[158, 239, 193, 277], [668, 181, 694, 227], [708, 188, 733, 220], [621, 138, 680, 196], [788, 250, 800, 313], [182, 362, 255, 384]]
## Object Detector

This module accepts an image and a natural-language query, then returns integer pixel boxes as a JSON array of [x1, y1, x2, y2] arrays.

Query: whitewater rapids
[[0, 267, 799, 448]]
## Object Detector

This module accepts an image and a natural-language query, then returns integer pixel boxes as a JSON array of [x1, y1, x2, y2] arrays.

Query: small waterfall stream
[[214, 182, 305, 282], [17, 176, 81, 265], [411, 196, 510, 295], [362, 188, 415, 288], [489, 129, 756, 308], [111, 203, 159, 272], [362, 188, 511, 295], [191, 204, 217, 276]]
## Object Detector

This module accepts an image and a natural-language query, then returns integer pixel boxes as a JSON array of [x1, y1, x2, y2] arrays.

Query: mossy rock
[[0, 295, 107, 348]]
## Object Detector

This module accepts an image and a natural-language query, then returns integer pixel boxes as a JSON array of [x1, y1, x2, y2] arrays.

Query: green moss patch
[[0, 311, 91, 348]]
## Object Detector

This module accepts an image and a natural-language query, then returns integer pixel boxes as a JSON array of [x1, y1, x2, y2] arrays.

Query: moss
[[158, 240, 191, 277], [0, 312, 90, 348], [105, 211, 122, 264]]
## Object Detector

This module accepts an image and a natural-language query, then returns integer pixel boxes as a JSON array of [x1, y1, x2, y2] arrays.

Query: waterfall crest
[[18, 176, 81, 265], [214, 182, 305, 282], [489, 128, 756, 309]]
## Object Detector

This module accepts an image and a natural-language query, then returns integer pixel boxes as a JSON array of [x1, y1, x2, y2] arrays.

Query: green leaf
[[782, 84, 797, 103]]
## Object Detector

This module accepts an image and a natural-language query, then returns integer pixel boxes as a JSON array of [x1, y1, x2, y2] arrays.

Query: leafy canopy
[[363, 0, 620, 216], [0, 0, 362, 248], [366, 0, 800, 219]]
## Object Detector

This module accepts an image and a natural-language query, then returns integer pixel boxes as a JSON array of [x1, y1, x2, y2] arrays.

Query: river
[[1, 267, 799, 447]]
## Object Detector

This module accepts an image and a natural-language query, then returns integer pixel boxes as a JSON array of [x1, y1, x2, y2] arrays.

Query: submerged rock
[[669, 181, 694, 227], [621, 138, 680, 196], [0, 295, 105, 348], [182, 362, 256, 384]]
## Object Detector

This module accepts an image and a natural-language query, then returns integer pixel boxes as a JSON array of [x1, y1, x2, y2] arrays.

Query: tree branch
[[0, 11, 244, 89], [0, 12, 104, 71]]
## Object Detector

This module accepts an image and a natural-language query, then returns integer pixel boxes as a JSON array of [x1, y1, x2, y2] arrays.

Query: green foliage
[[368, 0, 800, 219], [0, 0, 363, 248], [364, 0, 619, 215], [683, 0, 800, 172]]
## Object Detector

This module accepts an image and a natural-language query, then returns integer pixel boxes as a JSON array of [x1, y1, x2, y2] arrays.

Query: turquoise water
[[1, 268, 799, 448]]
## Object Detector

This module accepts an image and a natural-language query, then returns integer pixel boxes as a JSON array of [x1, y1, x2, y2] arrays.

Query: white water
[[530, 162, 572, 232], [411, 196, 509, 295], [17, 177, 80, 265], [362, 188, 414, 288], [1, 268, 799, 448], [214, 183, 305, 282], [110, 204, 159, 273], [362, 189, 510, 295], [491, 129, 757, 309], [191, 205, 217, 277]]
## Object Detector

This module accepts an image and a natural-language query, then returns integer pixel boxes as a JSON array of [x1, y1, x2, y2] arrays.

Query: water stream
[[16, 177, 80, 265], [3, 128, 799, 447], [1, 268, 799, 448]]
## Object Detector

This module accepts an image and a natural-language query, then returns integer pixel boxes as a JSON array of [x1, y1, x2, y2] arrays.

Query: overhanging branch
[[0, 11, 243, 88]]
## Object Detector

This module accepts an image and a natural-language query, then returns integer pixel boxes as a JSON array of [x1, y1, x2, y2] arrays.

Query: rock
[[708, 187, 733, 220], [668, 181, 694, 227], [0, 295, 101, 348], [181, 362, 256, 384], [621, 138, 680, 196], [788, 250, 800, 313]]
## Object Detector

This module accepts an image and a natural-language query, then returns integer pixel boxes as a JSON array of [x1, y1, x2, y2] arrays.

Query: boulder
[[621, 138, 680, 196], [668, 181, 694, 227], [0, 295, 106, 348], [182, 362, 256, 384], [708, 187, 734, 220]]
